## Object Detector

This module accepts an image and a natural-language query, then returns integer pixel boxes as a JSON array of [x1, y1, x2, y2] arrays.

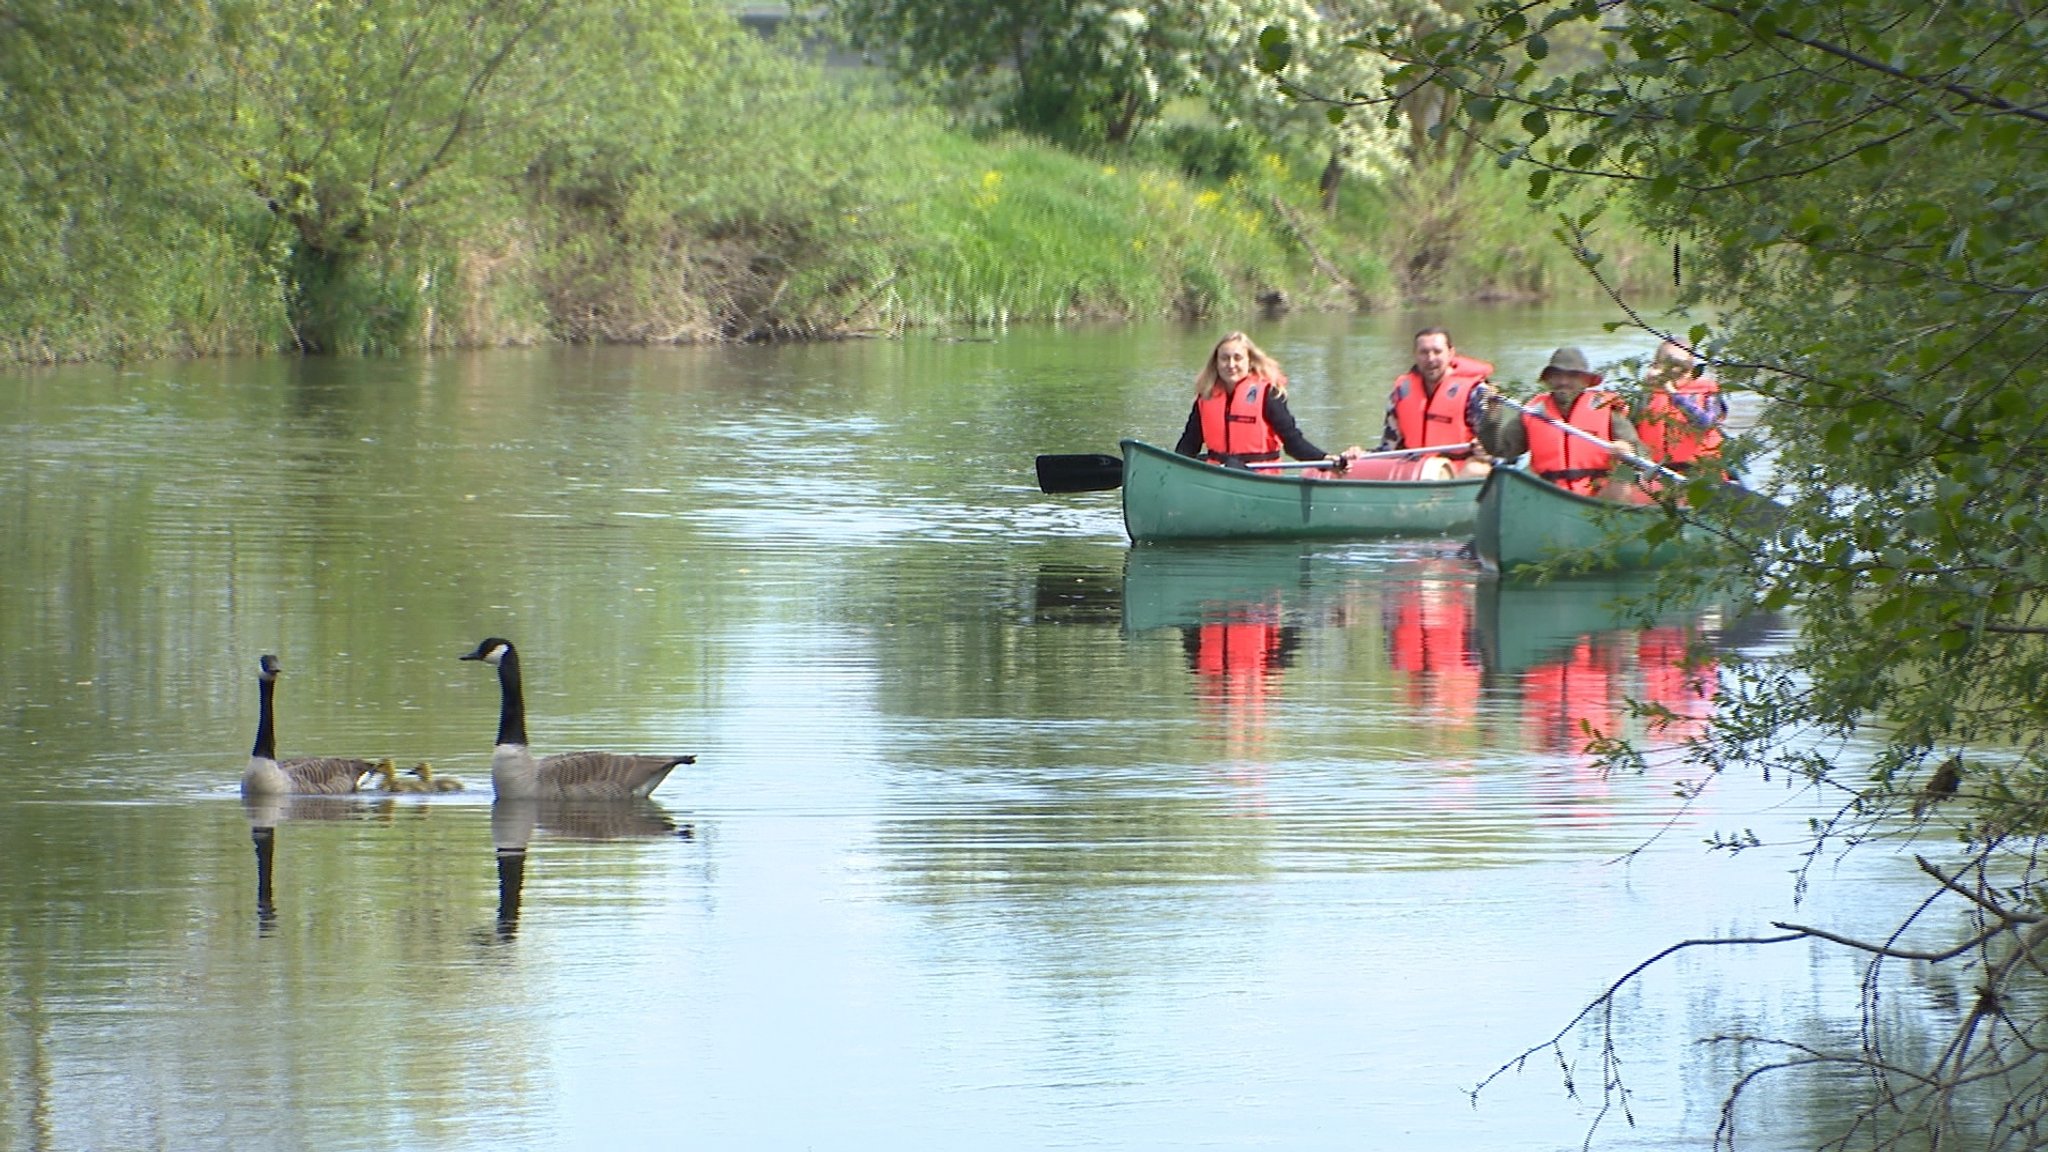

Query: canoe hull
[[1473, 466, 1684, 577], [1119, 440, 1482, 543]]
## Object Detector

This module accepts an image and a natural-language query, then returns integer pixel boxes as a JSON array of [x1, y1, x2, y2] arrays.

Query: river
[[0, 306, 1967, 1150]]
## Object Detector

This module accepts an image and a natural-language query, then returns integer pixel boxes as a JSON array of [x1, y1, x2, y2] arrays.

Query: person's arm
[[1263, 390, 1327, 461], [1174, 404, 1204, 457], [1463, 382, 1496, 460], [1667, 391, 1724, 428], [1606, 402, 1648, 455], [1478, 397, 1527, 460], [1374, 391, 1403, 451]]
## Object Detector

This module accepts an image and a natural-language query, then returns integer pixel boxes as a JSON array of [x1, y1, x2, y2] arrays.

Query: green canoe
[[1119, 439, 1483, 544], [1473, 465, 1691, 577]]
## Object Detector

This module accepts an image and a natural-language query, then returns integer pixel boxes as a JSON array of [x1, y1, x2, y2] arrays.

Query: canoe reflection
[[1478, 579, 1744, 759], [1121, 543, 1319, 635], [485, 800, 693, 943]]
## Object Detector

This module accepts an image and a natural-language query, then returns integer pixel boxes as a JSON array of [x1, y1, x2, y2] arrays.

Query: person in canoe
[[1480, 346, 1649, 499], [1174, 331, 1364, 475], [1634, 338, 1727, 475], [1373, 327, 1496, 478]]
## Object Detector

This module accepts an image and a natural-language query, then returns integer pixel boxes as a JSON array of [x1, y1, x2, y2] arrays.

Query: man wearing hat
[[1480, 347, 1647, 497]]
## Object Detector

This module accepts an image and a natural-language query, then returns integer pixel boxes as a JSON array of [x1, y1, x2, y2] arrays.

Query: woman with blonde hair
[[1173, 331, 1360, 468]]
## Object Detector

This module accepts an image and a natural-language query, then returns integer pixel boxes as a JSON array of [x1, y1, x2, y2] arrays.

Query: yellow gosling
[[409, 761, 465, 792], [370, 759, 428, 793]]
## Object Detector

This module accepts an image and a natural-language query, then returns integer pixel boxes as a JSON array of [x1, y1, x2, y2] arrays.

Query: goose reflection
[[484, 800, 694, 944], [238, 793, 386, 932], [491, 801, 536, 942], [242, 795, 284, 931]]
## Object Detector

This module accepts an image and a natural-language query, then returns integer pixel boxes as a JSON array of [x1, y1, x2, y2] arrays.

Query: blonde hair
[[1195, 331, 1287, 398]]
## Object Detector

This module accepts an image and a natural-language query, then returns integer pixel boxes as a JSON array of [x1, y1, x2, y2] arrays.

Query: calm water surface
[[0, 309, 1962, 1150]]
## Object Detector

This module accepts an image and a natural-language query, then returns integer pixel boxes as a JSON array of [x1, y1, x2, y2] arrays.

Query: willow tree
[[218, 0, 581, 352], [1270, 2, 2048, 1147]]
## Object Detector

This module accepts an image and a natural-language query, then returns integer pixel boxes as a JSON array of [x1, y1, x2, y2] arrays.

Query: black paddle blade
[[1035, 453, 1124, 494]]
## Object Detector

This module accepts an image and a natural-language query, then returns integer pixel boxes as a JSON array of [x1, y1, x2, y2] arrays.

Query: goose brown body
[[240, 656, 378, 797], [461, 637, 694, 800]]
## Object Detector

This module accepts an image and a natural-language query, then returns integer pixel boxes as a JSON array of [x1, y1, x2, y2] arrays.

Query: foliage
[[1266, 0, 2048, 1146], [813, 0, 1409, 167], [220, 0, 593, 352], [0, 2, 283, 361], [0, 1, 1642, 362]]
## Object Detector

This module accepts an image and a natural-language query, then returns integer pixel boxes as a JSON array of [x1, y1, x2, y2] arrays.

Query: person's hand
[[1466, 438, 1492, 463]]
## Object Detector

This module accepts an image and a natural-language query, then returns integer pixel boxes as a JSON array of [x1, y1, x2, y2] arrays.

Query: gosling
[[368, 759, 429, 793], [409, 761, 466, 792]]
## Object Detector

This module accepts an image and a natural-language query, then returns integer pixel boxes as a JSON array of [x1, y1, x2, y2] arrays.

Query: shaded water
[[0, 309, 1962, 1150]]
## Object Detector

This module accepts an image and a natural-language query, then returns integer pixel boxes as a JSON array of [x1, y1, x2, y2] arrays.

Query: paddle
[[1492, 393, 1778, 520], [1492, 394, 1689, 486], [1034, 444, 1470, 494]]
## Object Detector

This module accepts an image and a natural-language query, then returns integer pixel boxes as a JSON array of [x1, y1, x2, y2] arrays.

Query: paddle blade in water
[[1035, 453, 1124, 494]]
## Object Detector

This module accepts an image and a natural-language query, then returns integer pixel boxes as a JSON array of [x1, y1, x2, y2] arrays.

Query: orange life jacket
[[1390, 358, 1493, 449], [1635, 377, 1723, 466], [1524, 389, 1624, 496], [1195, 374, 1284, 460]]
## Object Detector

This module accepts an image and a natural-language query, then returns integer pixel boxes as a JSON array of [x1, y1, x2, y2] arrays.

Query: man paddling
[[1375, 327, 1495, 477], [1480, 347, 1647, 498]]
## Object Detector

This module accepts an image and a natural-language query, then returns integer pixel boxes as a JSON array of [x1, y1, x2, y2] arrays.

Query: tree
[[0, 2, 269, 361], [1224, 1, 1412, 213], [814, 0, 1191, 145], [816, 0, 1411, 156], [220, 0, 579, 352], [1269, 1, 2048, 1147]]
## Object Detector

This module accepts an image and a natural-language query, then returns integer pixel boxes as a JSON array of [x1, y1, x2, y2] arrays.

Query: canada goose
[[367, 759, 429, 793], [409, 761, 466, 792], [239, 655, 380, 797], [459, 637, 694, 800]]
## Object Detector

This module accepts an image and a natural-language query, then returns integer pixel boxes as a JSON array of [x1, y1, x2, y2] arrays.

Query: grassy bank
[[0, 4, 1660, 366]]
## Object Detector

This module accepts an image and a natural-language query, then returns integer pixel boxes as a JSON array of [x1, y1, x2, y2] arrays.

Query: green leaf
[[1528, 169, 1552, 198], [1523, 109, 1550, 138], [1256, 27, 1293, 74], [1527, 34, 1549, 61]]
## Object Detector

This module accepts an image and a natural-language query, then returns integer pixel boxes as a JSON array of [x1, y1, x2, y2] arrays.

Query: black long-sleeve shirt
[[1173, 390, 1328, 460]]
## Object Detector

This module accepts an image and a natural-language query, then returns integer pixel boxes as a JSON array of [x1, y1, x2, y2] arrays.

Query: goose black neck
[[253, 676, 278, 759], [496, 648, 529, 746]]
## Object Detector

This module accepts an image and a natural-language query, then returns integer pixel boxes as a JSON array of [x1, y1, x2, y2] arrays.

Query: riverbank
[[1, 4, 1663, 366]]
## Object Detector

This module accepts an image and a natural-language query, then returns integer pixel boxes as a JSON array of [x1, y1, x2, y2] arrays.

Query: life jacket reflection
[[1383, 579, 1480, 728], [1521, 637, 1621, 759], [1636, 626, 1717, 745], [1183, 607, 1300, 762]]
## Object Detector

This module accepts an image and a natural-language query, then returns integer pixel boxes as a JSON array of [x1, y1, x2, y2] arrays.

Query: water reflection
[[485, 800, 694, 943], [1120, 544, 1754, 773], [243, 796, 280, 930], [1381, 566, 1483, 726], [490, 801, 534, 942], [239, 794, 395, 933]]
